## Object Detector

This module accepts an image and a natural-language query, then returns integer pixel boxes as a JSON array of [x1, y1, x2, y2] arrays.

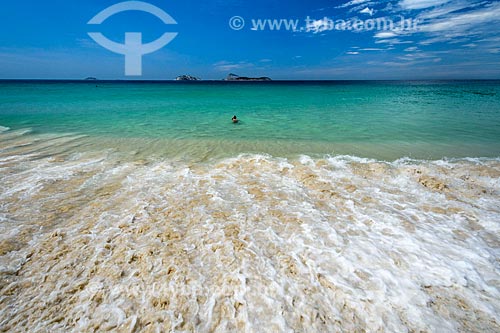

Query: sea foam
[[0, 144, 499, 332]]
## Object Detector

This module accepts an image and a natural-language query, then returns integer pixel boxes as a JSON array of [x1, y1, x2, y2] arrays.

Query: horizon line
[[1, 78, 500, 82]]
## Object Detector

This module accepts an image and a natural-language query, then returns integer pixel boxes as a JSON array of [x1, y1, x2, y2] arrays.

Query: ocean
[[0, 80, 499, 332]]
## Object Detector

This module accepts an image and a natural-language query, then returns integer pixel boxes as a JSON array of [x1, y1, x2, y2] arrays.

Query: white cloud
[[418, 36, 449, 45], [400, 0, 451, 10], [337, 0, 369, 9], [376, 1, 500, 48], [374, 31, 398, 38], [400, 52, 439, 60], [478, 36, 500, 43], [404, 46, 419, 52], [360, 48, 385, 51], [419, 3, 500, 33], [376, 38, 414, 45], [417, 0, 476, 20], [346, 51, 360, 55], [360, 7, 375, 16]]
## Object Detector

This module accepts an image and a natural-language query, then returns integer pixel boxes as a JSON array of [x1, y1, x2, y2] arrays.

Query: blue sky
[[0, 0, 499, 80]]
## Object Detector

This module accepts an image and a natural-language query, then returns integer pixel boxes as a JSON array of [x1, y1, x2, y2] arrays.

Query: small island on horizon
[[224, 73, 272, 81], [175, 75, 200, 81], [173, 73, 273, 82]]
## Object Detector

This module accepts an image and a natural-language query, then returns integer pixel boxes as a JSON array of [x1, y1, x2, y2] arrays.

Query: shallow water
[[1, 80, 500, 160], [0, 129, 499, 332]]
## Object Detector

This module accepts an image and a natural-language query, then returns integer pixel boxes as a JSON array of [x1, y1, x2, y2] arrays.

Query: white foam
[[0, 152, 499, 332]]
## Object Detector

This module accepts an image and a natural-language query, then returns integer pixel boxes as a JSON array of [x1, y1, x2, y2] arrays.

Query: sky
[[0, 0, 499, 80]]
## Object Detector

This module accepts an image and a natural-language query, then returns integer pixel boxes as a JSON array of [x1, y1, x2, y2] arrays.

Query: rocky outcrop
[[175, 75, 200, 81], [224, 73, 272, 81]]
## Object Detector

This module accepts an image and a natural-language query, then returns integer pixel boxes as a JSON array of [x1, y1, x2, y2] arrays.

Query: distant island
[[174, 74, 272, 82], [84, 77, 98, 81], [175, 75, 200, 81], [224, 73, 272, 81]]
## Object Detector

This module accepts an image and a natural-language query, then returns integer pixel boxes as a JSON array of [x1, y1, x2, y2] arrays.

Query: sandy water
[[0, 129, 499, 332]]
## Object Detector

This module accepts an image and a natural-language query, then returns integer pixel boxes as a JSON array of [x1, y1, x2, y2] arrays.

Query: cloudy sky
[[0, 0, 499, 79]]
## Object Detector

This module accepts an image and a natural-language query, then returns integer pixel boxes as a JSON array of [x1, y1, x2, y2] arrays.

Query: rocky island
[[175, 75, 200, 81], [224, 73, 272, 81]]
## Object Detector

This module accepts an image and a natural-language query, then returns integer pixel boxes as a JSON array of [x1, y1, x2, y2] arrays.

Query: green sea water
[[1, 80, 499, 160]]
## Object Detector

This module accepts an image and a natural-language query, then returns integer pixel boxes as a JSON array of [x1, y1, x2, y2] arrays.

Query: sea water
[[0, 81, 499, 332], [1, 80, 499, 160]]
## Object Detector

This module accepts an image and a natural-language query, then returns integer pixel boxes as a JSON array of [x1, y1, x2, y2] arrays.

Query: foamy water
[[0, 130, 499, 332]]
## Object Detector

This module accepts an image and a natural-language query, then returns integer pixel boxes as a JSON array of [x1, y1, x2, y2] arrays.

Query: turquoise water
[[1, 80, 499, 159]]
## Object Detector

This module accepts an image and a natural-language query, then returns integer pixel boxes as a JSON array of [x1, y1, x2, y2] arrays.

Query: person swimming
[[232, 115, 238, 123]]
